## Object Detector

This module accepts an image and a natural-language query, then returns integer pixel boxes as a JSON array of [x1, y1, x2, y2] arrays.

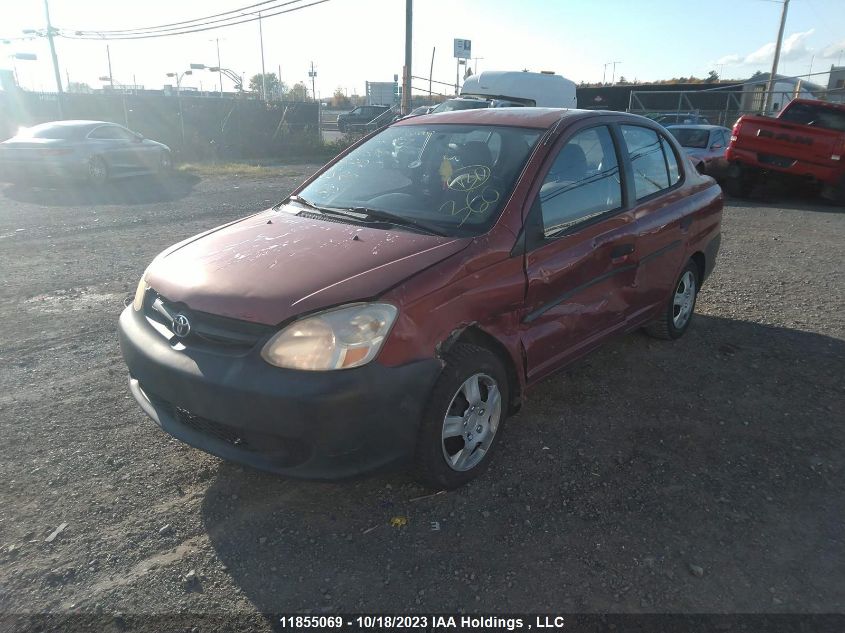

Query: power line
[[70, 0, 307, 37], [63, 0, 331, 40], [70, 0, 293, 35]]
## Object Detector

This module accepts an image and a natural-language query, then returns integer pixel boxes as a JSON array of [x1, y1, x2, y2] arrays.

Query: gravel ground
[[0, 171, 843, 630]]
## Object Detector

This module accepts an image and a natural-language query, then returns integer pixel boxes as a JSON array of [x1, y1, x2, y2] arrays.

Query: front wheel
[[158, 151, 173, 174], [414, 343, 509, 489], [644, 261, 699, 340]]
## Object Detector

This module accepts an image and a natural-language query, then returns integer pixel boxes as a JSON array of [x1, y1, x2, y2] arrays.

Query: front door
[[521, 123, 639, 383]]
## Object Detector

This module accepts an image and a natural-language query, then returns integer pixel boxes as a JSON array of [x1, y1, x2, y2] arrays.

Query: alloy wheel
[[672, 270, 696, 329], [441, 372, 502, 472]]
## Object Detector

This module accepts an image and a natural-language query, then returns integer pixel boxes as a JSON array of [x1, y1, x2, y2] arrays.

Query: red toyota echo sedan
[[119, 108, 723, 489]]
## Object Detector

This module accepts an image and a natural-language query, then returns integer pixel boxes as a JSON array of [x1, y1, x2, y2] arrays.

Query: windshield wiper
[[282, 194, 326, 212], [284, 197, 447, 237], [334, 206, 448, 237]]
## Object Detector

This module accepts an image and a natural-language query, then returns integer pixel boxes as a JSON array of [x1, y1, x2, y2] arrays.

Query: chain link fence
[[627, 87, 844, 127], [0, 90, 320, 160]]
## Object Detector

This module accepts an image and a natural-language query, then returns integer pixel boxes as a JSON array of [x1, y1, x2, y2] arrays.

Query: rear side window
[[539, 125, 622, 237], [621, 125, 681, 199]]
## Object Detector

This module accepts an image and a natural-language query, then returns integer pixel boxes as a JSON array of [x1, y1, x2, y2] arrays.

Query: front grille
[[176, 407, 251, 450], [141, 290, 274, 350]]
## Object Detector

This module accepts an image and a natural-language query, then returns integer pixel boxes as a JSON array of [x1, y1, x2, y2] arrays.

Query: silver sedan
[[666, 124, 732, 178], [0, 120, 172, 185]]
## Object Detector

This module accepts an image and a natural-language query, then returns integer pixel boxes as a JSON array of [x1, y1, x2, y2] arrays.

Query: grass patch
[[177, 162, 317, 178]]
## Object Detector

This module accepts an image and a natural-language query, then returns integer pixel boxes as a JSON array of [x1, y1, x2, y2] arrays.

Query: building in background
[[739, 73, 824, 113], [365, 79, 398, 106], [827, 65, 845, 103]]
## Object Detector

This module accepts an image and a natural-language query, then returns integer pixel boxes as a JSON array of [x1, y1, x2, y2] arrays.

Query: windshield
[[432, 99, 490, 113], [294, 124, 542, 236], [668, 128, 710, 149], [780, 102, 845, 132]]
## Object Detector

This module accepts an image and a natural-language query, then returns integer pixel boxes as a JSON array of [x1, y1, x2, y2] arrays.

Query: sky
[[1, 0, 844, 97]]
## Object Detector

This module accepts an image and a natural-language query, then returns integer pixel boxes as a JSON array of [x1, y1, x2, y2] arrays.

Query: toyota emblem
[[172, 313, 191, 338]]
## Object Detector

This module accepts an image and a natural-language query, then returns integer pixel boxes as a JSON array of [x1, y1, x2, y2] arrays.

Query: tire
[[414, 343, 509, 489], [88, 156, 108, 186], [337, 121, 346, 133], [644, 261, 700, 340], [822, 175, 845, 206], [724, 168, 754, 198]]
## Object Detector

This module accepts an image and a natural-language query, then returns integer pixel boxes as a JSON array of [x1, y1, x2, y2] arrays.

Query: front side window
[[294, 124, 541, 236], [621, 125, 681, 199], [539, 125, 622, 237], [89, 126, 133, 140]]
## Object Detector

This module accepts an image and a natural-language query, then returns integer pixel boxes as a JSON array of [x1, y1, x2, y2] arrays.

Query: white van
[[460, 70, 577, 108]]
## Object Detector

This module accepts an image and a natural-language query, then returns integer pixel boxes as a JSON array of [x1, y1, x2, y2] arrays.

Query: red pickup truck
[[725, 99, 845, 202]]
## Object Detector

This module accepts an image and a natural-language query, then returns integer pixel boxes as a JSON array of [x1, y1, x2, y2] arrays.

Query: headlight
[[132, 275, 148, 311], [261, 303, 397, 371]]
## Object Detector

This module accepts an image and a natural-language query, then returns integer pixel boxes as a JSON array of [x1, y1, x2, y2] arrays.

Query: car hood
[[145, 207, 471, 325]]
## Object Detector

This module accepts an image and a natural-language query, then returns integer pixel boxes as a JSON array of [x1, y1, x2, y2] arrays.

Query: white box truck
[[460, 70, 577, 108]]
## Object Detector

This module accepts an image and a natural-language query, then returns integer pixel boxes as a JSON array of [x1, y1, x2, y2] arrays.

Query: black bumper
[[118, 306, 441, 479]]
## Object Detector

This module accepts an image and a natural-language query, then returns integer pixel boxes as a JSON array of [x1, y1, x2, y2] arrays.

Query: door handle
[[610, 243, 635, 261]]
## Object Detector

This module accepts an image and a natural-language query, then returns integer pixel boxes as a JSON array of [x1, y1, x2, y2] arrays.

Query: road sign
[[453, 39, 471, 60]]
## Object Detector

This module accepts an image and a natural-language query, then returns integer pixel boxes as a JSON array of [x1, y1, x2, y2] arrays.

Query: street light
[[7, 52, 37, 88], [190, 64, 243, 92], [165, 69, 193, 92], [165, 70, 193, 151]]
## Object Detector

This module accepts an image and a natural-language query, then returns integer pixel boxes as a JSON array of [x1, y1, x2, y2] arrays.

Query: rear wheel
[[414, 343, 509, 489], [644, 261, 699, 340], [88, 156, 108, 185]]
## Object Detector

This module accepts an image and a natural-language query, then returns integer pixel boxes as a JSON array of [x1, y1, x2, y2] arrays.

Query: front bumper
[[118, 306, 441, 479]]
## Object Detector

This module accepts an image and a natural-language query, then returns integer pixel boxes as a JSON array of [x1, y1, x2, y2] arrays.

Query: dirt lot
[[0, 170, 843, 629]]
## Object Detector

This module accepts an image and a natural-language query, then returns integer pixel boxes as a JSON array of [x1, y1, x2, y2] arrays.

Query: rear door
[[521, 122, 640, 383], [87, 125, 137, 174], [619, 124, 691, 318]]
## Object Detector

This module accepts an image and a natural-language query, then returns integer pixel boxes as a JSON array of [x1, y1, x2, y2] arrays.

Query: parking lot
[[0, 170, 843, 626]]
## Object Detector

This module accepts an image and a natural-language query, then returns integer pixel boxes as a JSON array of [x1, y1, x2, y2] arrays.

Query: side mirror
[[135, 133, 144, 142]]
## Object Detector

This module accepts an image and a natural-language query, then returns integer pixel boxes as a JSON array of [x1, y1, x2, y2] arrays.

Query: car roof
[[397, 107, 628, 129], [34, 120, 113, 128]]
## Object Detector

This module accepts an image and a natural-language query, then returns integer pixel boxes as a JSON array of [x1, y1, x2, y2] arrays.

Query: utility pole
[[611, 61, 621, 85], [309, 61, 317, 102], [764, 0, 790, 113], [106, 45, 114, 90], [216, 39, 222, 96], [43, 0, 64, 117], [402, 0, 412, 115], [429, 46, 435, 98], [258, 11, 267, 101]]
